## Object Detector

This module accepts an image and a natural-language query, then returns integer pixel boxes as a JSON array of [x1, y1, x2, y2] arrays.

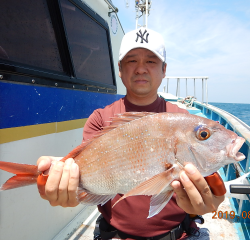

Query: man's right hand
[[37, 156, 80, 207]]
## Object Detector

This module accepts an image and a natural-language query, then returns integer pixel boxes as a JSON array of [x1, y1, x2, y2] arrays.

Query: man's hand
[[171, 163, 225, 215], [37, 156, 80, 207]]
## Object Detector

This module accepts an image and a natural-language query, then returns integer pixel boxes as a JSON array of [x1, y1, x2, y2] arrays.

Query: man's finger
[[171, 180, 189, 203], [45, 161, 64, 205], [68, 163, 80, 207], [57, 159, 73, 207], [37, 156, 52, 172], [37, 156, 62, 173], [179, 170, 210, 214], [184, 164, 214, 206], [171, 180, 194, 214]]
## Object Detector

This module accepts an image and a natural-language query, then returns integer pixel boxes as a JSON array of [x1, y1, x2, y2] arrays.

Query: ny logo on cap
[[135, 29, 149, 43]]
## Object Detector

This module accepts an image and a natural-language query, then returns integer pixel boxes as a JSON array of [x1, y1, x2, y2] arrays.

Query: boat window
[[0, 0, 116, 92], [60, 0, 114, 86], [0, 0, 64, 73]]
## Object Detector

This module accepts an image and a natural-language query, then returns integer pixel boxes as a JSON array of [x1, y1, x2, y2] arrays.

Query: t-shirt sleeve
[[82, 99, 123, 142], [166, 102, 189, 114], [83, 100, 188, 142], [82, 109, 104, 142]]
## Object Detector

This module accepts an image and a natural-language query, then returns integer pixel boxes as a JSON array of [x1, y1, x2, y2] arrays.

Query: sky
[[112, 0, 250, 103]]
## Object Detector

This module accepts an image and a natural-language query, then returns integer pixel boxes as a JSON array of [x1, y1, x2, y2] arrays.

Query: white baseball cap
[[119, 27, 166, 62]]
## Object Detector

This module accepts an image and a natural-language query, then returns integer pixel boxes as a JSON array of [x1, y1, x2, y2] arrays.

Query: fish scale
[[79, 138, 170, 194], [0, 112, 246, 218], [75, 115, 171, 194]]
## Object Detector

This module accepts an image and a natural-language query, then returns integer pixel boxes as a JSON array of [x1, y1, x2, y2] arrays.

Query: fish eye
[[196, 128, 211, 140]]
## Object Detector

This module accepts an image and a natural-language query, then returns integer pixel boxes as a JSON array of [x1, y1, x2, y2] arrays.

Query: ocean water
[[209, 102, 250, 127]]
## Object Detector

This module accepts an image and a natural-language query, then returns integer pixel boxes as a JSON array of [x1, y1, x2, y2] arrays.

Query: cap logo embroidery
[[135, 29, 149, 43]]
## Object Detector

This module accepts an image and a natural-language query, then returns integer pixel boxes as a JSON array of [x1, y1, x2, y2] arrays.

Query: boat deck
[[195, 198, 240, 240], [53, 205, 100, 240], [52, 197, 240, 240], [52, 98, 249, 240]]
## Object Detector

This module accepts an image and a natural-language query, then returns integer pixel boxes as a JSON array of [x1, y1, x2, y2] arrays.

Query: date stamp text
[[212, 211, 250, 222]]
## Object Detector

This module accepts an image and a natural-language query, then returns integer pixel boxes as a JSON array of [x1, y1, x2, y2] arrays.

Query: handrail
[[104, 0, 118, 14], [162, 77, 209, 105]]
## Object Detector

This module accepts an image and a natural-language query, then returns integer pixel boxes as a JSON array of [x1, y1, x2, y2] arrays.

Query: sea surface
[[209, 102, 250, 127]]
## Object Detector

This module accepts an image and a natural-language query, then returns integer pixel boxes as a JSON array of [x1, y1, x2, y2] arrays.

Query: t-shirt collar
[[124, 96, 162, 112]]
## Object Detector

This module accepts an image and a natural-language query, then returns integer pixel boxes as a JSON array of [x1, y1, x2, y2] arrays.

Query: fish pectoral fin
[[113, 164, 181, 208], [148, 189, 174, 218], [77, 189, 116, 206]]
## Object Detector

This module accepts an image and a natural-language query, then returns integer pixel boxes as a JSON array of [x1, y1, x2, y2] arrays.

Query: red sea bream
[[0, 112, 245, 218]]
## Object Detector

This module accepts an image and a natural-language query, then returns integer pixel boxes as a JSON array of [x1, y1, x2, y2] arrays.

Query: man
[[37, 27, 225, 239]]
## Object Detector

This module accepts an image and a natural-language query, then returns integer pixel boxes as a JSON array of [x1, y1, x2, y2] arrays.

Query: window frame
[[0, 0, 117, 93]]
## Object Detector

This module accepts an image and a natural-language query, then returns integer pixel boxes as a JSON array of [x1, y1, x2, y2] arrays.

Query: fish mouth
[[227, 136, 245, 161]]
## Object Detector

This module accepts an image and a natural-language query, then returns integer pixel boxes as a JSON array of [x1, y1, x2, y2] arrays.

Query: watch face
[[111, 13, 118, 35]]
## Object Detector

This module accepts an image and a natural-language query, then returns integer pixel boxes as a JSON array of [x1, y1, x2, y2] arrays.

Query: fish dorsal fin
[[111, 112, 155, 122], [98, 112, 155, 136]]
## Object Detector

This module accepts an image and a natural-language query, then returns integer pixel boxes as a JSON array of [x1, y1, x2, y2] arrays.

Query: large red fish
[[0, 112, 245, 218]]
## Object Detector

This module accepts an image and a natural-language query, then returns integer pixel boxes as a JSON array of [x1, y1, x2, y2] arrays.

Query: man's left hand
[[171, 163, 225, 215]]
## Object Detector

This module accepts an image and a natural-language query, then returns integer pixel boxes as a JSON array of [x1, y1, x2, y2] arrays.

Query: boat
[[0, 0, 249, 239], [0, 0, 125, 239], [158, 77, 250, 240]]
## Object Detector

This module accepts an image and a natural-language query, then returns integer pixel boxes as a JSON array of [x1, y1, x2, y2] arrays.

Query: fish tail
[[0, 161, 39, 191], [0, 174, 38, 191]]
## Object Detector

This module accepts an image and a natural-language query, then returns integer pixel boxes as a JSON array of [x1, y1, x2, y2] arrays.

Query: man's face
[[119, 48, 166, 99]]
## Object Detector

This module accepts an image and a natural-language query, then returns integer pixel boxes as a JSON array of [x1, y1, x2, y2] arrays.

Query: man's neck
[[125, 93, 158, 106]]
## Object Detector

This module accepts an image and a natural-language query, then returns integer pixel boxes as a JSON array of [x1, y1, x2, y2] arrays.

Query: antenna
[[135, 0, 152, 29], [124, 0, 129, 8]]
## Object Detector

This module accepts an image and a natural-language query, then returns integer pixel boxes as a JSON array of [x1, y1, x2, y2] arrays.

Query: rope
[[180, 96, 196, 107]]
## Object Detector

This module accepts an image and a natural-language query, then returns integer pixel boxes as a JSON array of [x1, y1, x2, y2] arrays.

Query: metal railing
[[162, 77, 209, 104]]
